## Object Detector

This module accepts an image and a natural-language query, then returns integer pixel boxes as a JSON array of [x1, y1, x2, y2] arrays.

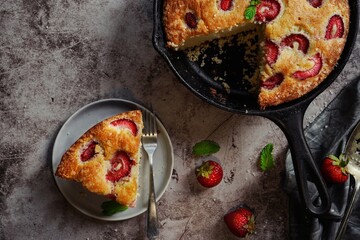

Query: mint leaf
[[192, 140, 220, 156], [245, 6, 256, 20], [101, 201, 128, 216], [245, 0, 261, 20], [260, 143, 274, 171]]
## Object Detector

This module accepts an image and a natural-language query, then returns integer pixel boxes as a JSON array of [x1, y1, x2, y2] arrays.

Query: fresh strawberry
[[255, 0, 281, 23], [292, 52, 322, 80], [265, 40, 279, 65], [80, 141, 97, 162], [220, 0, 233, 11], [224, 206, 256, 238], [261, 73, 284, 90], [308, 0, 322, 8], [325, 15, 345, 40], [110, 119, 138, 135], [321, 154, 349, 184], [281, 34, 309, 54], [106, 151, 134, 182], [195, 160, 223, 188], [185, 12, 197, 29]]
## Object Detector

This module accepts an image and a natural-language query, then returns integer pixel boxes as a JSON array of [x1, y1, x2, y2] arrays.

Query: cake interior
[[182, 23, 265, 97]]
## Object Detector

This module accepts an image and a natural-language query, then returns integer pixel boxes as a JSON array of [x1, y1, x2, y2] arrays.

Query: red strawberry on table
[[325, 15, 345, 40], [195, 160, 223, 188], [292, 52, 322, 80], [224, 206, 256, 238], [321, 154, 349, 184], [255, 0, 281, 23]]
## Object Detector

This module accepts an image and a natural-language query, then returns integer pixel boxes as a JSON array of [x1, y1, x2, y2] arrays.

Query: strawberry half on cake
[[163, 0, 349, 109], [55, 110, 143, 207]]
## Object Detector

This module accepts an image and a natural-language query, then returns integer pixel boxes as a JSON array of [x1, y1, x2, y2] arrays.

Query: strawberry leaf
[[260, 143, 274, 171], [101, 200, 128, 216], [192, 140, 220, 156], [245, 6, 256, 20], [245, 0, 261, 20]]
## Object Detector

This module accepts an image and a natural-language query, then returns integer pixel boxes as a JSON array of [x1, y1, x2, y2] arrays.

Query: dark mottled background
[[1, 0, 359, 239]]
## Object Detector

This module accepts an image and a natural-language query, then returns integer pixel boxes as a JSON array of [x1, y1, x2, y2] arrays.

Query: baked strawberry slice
[[80, 141, 97, 162], [110, 119, 138, 135], [265, 40, 279, 65], [292, 53, 322, 80], [261, 73, 284, 90], [185, 12, 197, 29], [255, 0, 281, 23], [308, 0, 322, 8], [280, 34, 309, 54], [220, 0, 233, 11], [106, 151, 134, 182], [325, 15, 345, 40]]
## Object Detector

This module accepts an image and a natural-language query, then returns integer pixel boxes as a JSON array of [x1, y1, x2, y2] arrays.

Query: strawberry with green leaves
[[224, 206, 256, 238], [196, 160, 223, 188], [193, 140, 223, 187], [321, 154, 349, 184]]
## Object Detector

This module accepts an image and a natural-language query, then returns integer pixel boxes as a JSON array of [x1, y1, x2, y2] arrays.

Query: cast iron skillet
[[153, 0, 359, 216]]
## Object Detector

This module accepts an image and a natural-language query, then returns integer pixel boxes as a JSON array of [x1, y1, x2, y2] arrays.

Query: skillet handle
[[266, 107, 331, 216]]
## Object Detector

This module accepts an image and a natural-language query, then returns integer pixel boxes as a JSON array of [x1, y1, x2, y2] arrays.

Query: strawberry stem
[[196, 162, 214, 178]]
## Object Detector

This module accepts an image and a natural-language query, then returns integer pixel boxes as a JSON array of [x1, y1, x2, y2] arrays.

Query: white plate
[[52, 99, 174, 221]]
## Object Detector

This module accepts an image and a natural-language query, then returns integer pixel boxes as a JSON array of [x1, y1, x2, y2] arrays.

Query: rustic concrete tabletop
[[1, 1, 359, 239]]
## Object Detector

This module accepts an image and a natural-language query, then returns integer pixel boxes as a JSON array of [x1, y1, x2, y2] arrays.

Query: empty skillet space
[[183, 29, 261, 95]]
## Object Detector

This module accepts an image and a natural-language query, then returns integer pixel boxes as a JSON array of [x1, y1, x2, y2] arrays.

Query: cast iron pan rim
[[153, 0, 359, 116]]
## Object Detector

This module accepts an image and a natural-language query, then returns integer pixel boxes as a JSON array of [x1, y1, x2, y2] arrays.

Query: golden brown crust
[[55, 110, 143, 207], [258, 0, 349, 109], [163, 0, 250, 49], [163, 0, 349, 108]]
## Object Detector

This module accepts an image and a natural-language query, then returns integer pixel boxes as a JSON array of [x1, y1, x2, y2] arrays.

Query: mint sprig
[[245, 0, 262, 20], [260, 143, 274, 171], [101, 200, 128, 216], [192, 140, 220, 157]]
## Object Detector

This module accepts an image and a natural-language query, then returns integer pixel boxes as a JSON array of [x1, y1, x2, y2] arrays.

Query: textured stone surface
[[0, 0, 359, 239]]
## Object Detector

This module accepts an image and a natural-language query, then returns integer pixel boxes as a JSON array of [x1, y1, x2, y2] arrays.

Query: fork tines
[[143, 109, 157, 137]]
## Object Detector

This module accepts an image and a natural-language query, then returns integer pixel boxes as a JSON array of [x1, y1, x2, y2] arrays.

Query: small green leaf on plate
[[260, 143, 274, 171], [101, 200, 128, 216], [192, 140, 220, 156]]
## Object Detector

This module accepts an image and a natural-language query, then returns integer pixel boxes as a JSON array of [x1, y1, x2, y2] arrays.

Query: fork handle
[[147, 154, 159, 239]]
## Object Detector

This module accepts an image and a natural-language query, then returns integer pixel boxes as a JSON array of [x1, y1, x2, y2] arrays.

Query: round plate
[[52, 98, 174, 221]]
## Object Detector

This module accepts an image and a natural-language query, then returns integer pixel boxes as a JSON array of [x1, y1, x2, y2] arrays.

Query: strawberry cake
[[163, 0, 350, 109], [55, 110, 143, 207]]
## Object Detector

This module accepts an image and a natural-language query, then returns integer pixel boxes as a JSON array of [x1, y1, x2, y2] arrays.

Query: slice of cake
[[55, 110, 143, 207], [163, 0, 349, 109]]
